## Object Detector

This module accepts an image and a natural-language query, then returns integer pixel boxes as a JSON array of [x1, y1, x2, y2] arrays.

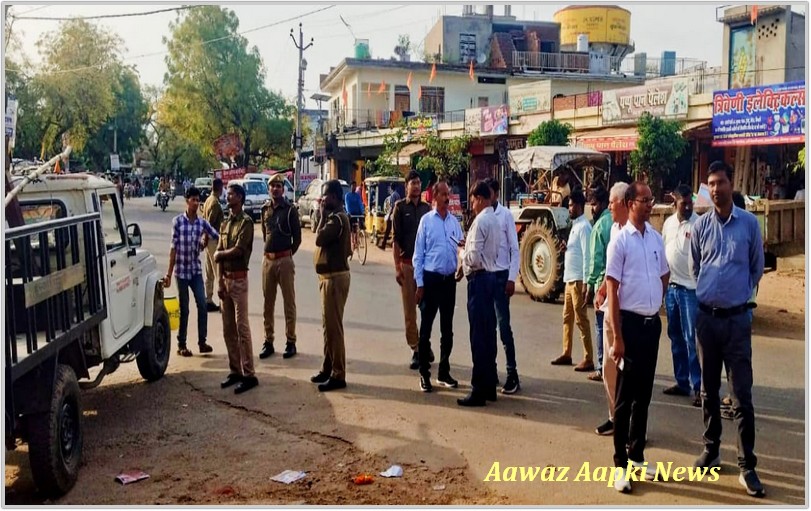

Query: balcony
[[328, 109, 466, 134], [512, 51, 626, 74]]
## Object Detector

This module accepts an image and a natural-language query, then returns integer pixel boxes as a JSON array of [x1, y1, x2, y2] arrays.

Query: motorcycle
[[158, 191, 170, 212]]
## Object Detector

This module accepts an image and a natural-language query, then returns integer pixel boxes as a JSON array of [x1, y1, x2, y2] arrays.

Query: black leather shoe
[[318, 378, 347, 392], [409, 351, 419, 370], [259, 342, 275, 359], [206, 302, 220, 313], [486, 389, 497, 402], [457, 392, 487, 407], [198, 343, 214, 354], [282, 342, 297, 359], [221, 373, 242, 389], [310, 372, 330, 384], [234, 376, 258, 394]]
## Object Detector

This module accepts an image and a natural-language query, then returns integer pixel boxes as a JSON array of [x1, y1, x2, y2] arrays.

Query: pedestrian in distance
[[691, 161, 765, 498], [214, 183, 259, 395], [202, 178, 224, 313], [456, 181, 502, 407], [392, 171, 433, 369], [379, 182, 401, 250], [413, 180, 463, 393], [344, 182, 365, 252], [605, 181, 669, 493], [163, 186, 219, 358], [662, 184, 702, 407], [551, 189, 594, 372], [585, 185, 611, 384], [483, 178, 521, 394], [310, 180, 352, 392], [259, 173, 302, 360]]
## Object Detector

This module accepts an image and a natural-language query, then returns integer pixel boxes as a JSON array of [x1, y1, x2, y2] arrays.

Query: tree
[[792, 147, 805, 173], [527, 119, 572, 147], [629, 112, 688, 197], [34, 19, 123, 155], [368, 125, 410, 177], [415, 132, 471, 179], [394, 34, 411, 61], [161, 6, 294, 167]]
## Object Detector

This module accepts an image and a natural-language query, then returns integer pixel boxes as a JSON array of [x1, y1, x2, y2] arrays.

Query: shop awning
[[680, 120, 712, 136], [389, 143, 425, 165], [572, 126, 638, 152]]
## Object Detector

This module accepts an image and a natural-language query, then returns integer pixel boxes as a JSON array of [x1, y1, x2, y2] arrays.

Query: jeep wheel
[[310, 209, 318, 233], [519, 219, 564, 302], [28, 364, 83, 498], [136, 299, 171, 382]]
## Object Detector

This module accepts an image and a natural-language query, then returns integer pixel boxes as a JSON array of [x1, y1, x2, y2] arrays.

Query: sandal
[[177, 347, 193, 357]]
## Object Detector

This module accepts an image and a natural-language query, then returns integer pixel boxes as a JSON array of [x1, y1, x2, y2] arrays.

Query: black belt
[[698, 302, 752, 318], [620, 310, 659, 325], [425, 270, 456, 281], [669, 282, 689, 290]]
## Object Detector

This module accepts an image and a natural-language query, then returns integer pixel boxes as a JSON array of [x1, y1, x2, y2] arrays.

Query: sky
[[4, 1, 807, 109]]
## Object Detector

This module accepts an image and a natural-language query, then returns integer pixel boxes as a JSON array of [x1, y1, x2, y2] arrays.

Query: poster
[[729, 25, 756, 90], [601, 78, 689, 125], [480, 105, 509, 136], [712, 81, 805, 147], [214, 167, 247, 185], [5, 96, 18, 148], [508, 82, 552, 116]]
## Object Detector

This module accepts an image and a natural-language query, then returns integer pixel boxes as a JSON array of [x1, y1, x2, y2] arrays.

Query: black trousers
[[467, 271, 498, 394], [418, 271, 456, 378], [380, 219, 392, 247], [613, 310, 661, 467], [696, 308, 757, 470]]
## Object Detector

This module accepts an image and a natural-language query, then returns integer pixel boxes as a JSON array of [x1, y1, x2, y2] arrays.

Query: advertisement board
[[480, 105, 510, 136], [712, 81, 805, 147], [5, 96, 18, 148], [602, 78, 689, 125], [508, 82, 552, 116], [213, 133, 244, 161], [729, 25, 756, 89], [214, 167, 247, 185]]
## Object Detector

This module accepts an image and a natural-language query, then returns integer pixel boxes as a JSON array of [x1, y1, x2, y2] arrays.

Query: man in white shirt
[[457, 181, 502, 407], [662, 184, 701, 407], [605, 182, 670, 493], [551, 190, 594, 372], [485, 178, 521, 394]]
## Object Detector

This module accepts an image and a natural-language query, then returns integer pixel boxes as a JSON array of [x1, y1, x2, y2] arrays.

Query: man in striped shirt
[[164, 186, 220, 357]]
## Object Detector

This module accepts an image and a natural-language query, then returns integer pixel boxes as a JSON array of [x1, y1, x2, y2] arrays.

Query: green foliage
[[415, 132, 471, 179], [161, 6, 294, 167], [629, 112, 688, 184], [527, 119, 572, 147], [368, 125, 409, 177], [792, 147, 805, 173]]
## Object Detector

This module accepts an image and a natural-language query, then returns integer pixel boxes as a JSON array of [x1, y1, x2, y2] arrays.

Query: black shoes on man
[[205, 301, 220, 313], [694, 450, 765, 498], [259, 341, 297, 359], [310, 372, 345, 392], [457, 389, 497, 407], [220, 373, 258, 394]]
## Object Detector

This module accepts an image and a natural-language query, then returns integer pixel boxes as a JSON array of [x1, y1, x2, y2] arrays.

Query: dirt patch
[[753, 269, 806, 339]]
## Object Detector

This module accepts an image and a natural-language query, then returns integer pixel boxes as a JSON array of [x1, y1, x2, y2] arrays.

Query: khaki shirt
[[314, 209, 351, 274], [261, 197, 302, 254], [217, 211, 254, 272], [203, 194, 224, 232]]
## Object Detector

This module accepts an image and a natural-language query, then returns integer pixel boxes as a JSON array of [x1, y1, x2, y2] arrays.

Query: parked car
[[227, 178, 269, 222], [244, 172, 294, 203], [194, 177, 213, 201], [298, 178, 351, 233]]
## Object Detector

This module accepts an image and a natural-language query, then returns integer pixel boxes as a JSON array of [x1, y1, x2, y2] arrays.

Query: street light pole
[[290, 23, 313, 197]]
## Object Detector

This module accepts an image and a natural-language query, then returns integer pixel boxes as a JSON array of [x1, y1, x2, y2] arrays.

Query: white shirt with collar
[[599, 222, 624, 313], [606, 221, 670, 317], [662, 211, 698, 289], [462, 206, 501, 276], [563, 214, 592, 283], [492, 202, 520, 281]]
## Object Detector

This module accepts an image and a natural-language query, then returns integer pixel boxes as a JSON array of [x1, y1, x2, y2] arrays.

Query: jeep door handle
[[110, 260, 117, 268]]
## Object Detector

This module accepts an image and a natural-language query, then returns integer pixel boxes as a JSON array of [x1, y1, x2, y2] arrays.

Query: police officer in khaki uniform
[[310, 180, 352, 392], [202, 178, 224, 312], [259, 173, 302, 359], [214, 183, 258, 394]]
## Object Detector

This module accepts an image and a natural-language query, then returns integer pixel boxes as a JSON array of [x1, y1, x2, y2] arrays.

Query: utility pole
[[290, 23, 313, 197]]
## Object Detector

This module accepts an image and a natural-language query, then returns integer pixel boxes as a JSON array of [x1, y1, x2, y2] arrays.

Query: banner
[[601, 79, 689, 125], [712, 81, 805, 147], [5, 96, 18, 149], [213, 133, 244, 161], [729, 25, 756, 89], [508, 82, 552, 116], [214, 167, 247, 185], [576, 136, 637, 152], [480, 105, 510, 136]]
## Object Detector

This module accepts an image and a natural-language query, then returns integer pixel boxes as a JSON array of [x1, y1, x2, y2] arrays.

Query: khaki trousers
[[400, 263, 419, 351], [262, 255, 297, 345], [222, 277, 255, 377], [204, 238, 218, 302], [319, 272, 350, 380], [602, 314, 618, 420], [562, 281, 593, 362]]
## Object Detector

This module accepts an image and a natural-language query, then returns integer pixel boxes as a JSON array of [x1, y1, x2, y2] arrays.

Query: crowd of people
[[162, 161, 765, 498]]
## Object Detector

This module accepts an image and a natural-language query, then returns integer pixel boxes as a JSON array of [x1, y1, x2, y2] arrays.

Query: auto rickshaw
[[364, 176, 405, 246]]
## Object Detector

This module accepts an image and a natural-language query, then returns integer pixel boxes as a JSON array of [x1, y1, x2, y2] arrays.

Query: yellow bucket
[[164, 295, 180, 331]]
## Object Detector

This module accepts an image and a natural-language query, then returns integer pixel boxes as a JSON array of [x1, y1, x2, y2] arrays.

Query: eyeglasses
[[269, 183, 283, 188], [634, 197, 656, 205]]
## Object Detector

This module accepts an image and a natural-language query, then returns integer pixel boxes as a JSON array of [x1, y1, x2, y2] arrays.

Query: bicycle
[[349, 215, 367, 266]]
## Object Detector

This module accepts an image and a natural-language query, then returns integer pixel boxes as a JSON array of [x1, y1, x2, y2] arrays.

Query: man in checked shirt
[[164, 186, 220, 357]]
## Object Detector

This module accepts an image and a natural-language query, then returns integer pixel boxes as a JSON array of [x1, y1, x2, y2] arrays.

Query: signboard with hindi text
[[601, 78, 689, 125], [508, 82, 552, 117], [712, 81, 805, 147]]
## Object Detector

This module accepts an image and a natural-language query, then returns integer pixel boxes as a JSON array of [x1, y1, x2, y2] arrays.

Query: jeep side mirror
[[127, 223, 142, 248]]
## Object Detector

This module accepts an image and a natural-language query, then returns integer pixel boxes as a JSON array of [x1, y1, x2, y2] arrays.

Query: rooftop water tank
[[355, 39, 370, 59]]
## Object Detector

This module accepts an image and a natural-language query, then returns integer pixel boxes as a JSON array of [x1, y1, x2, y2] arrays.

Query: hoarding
[[729, 25, 756, 89], [480, 105, 510, 136], [214, 166, 247, 184], [712, 81, 805, 147], [508, 82, 552, 116], [601, 78, 689, 125]]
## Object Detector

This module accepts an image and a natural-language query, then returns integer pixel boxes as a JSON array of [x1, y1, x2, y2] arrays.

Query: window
[[478, 96, 489, 107], [419, 86, 445, 114], [460, 33, 477, 64], [19, 200, 67, 226], [244, 181, 265, 196], [98, 193, 126, 251]]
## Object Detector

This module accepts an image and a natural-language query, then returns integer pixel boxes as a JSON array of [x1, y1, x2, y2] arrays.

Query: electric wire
[[8, 5, 199, 21]]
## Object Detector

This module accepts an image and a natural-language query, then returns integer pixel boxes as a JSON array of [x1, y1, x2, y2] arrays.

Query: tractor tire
[[136, 299, 171, 382], [518, 218, 564, 303], [28, 364, 83, 498]]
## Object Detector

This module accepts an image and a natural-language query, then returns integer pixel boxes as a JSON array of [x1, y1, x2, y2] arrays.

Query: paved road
[[5, 196, 806, 505]]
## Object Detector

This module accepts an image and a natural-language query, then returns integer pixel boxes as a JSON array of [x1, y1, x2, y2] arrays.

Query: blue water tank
[[660, 51, 676, 77]]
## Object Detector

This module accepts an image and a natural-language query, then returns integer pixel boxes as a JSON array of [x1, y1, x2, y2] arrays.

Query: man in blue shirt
[[691, 161, 765, 498], [413, 181, 464, 392], [344, 182, 365, 249]]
